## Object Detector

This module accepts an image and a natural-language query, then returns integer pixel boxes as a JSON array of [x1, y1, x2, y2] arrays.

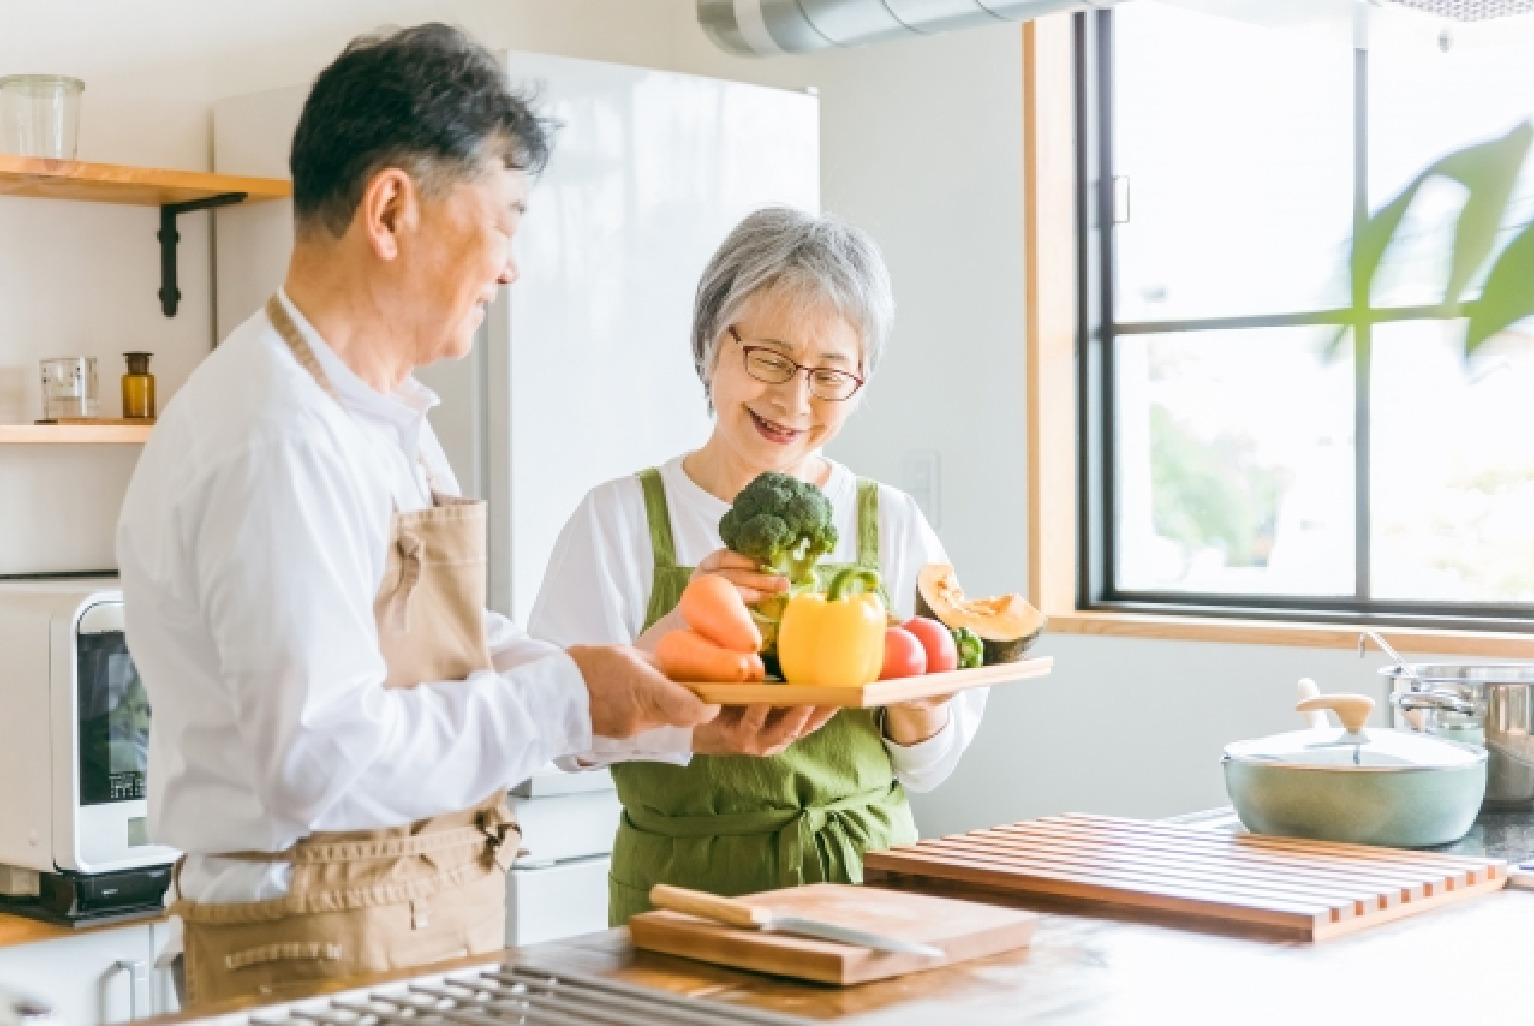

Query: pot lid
[[1224, 725, 1487, 770]]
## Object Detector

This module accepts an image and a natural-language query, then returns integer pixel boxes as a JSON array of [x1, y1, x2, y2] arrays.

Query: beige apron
[[169, 296, 517, 1007]]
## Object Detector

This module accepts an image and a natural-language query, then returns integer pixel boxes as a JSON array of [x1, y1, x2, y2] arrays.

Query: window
[[1079, 2, 1534, 629]]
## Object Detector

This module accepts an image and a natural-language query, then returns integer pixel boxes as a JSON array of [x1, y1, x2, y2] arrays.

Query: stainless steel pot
[[1384, 663, 1534, 806], [1222, 693, 1487, 848]]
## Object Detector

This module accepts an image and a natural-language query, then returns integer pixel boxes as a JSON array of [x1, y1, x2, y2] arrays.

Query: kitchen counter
[[506, 890, 1534, 1025], [146, 885, 1534, 1026], [128, 805, 1534, 1026], [0, 908, 164, 949]]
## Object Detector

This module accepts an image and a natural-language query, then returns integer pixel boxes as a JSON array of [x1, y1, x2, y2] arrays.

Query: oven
[[0, 581, 178, 921]]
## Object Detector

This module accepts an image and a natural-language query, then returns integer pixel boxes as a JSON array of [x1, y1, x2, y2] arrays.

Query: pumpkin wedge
[[914, 563, 1045, 665]]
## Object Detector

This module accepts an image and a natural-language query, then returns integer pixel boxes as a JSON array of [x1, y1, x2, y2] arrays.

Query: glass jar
[[0, 75, 84, 160], [39, 357, 97, 421], [122, 352, 155, 420]]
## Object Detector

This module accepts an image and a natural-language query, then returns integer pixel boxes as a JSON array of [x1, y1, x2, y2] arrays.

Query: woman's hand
[[882, 697, 953, 746], [692, 549, 790, 605], [693, 703, 839, 757]]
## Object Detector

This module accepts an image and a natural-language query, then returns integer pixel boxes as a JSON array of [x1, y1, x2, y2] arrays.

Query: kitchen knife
[[649, 884, 945, 958]]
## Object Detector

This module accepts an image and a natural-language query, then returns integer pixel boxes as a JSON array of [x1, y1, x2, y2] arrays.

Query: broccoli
[[718, 471, 838, 588]]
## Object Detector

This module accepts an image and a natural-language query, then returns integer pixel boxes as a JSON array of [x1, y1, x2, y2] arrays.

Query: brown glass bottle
[[122, 352, 155, 420]]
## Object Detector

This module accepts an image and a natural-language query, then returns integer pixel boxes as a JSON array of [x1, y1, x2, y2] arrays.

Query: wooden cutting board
[[864, 814, 1508, 942], [627, 882, 1037, 985], [681, 656, 1051, 706]]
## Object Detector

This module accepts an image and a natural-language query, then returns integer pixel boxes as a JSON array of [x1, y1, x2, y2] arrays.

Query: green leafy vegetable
[[718, 471, 839, 657], [951, 626, 984, 670], [718, 471, 838, 587]]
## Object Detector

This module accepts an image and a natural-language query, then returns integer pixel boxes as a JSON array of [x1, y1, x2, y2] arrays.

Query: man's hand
[[692, 704, 839, 757], [567, 644, 720, 738]]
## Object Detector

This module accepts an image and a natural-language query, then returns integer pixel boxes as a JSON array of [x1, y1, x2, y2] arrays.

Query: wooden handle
[[1296, 693, 1375, 732], [1295, 678, 1326, 728], [649, 884, 767, 928]]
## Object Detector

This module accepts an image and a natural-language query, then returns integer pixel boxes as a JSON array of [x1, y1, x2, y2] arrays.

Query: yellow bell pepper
[[777, 568, 887, 687]]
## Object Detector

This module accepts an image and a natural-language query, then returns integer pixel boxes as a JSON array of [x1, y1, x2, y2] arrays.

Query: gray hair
[[691, 207, 894, 404]]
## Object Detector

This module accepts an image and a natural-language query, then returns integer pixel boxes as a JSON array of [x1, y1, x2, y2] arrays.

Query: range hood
[[698, 0, 1120, 56]]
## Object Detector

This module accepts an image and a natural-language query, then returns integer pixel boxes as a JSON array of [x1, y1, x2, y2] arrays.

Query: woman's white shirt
[[527, 455, 987, 792]]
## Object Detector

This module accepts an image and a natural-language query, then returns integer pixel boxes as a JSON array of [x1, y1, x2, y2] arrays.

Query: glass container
[[121, 352, 155, 420], [0, 75, 84, 160], [39, 357, 97, 421]]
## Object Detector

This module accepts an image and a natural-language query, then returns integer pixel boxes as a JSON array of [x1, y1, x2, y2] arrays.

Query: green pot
[[1223, 718, 1487, 849]]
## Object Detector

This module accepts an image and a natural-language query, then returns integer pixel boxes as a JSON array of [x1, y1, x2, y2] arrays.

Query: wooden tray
[[34, 417, 155, 425], [864, 814, 1508, 942], [681, 656, 1052, 706], [628, 882, 1037, 985]]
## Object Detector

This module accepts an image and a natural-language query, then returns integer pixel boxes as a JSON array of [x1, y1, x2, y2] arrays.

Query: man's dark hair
[[290, 23, 553, 238]]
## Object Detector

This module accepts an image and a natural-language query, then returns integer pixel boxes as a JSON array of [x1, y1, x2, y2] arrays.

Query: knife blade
[[649, 883, 945, 958], [759, 915, 945, 957]]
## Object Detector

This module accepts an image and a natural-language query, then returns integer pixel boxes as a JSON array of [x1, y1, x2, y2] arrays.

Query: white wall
[[0, 0, 1424, 832], [0, 0, 689, 572]]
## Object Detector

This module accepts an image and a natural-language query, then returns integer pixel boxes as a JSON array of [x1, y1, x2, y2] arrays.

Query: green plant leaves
[[1334, 119, 1533, 360], [1467, 217, 1534, 354], [1439, 121, 1532, 311]]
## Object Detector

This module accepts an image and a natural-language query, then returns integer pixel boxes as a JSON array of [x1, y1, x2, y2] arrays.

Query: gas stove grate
[[206, 964, 810, 1026]]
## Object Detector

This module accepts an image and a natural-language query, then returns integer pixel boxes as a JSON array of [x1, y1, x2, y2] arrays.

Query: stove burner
[[191, 964, 810, 1026]]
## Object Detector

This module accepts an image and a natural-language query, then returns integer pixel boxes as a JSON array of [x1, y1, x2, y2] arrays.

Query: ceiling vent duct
[[698, 0, 1121, 56], [1386, 0, 1534, 19]]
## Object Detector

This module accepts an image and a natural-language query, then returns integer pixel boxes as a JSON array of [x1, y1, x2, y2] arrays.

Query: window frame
[[1022, 11, 1534, 656]]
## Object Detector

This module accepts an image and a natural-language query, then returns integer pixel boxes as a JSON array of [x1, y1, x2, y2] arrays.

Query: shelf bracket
[[158, 192, 246, 317]]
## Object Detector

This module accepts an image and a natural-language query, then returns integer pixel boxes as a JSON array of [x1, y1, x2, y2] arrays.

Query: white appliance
[[0, 581, 180, 920], [211, 52, 819, 944]]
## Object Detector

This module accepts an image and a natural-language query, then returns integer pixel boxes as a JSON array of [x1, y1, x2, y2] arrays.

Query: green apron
[[607, 469, 917, 924]]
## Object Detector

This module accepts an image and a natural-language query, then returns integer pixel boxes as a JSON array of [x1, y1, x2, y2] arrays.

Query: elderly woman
[[529, 207, 986, 921]]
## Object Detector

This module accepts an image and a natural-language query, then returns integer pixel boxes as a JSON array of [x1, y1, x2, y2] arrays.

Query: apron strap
[[267, 293, 442, 504], [855, 478, 880, 568], [211, 799, 519, 869], [637, 468, 678, 570], [267, 294, 339, 400]]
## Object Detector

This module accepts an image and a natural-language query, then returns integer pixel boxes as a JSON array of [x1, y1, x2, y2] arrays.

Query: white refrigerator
[[211, 52, 819, 945]]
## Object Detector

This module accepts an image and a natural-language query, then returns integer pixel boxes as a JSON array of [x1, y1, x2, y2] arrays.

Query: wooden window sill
[[1044, 609, 1534, 658]]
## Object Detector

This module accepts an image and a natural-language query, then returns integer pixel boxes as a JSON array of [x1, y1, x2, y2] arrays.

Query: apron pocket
[[225, 940, 343, 971]]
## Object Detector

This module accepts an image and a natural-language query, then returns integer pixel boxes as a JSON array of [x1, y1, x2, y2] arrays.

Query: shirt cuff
[[562, 726, 695, 768], [515, 651, 595, 759], [882, 708, 959, 780]]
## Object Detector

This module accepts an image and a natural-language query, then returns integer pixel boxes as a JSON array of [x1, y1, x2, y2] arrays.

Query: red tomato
[[880, 626, 928, 680], [901, 616, 959, 674]]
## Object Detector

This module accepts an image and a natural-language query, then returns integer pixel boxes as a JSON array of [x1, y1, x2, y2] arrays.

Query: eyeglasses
[[727, 326, 865, 402]]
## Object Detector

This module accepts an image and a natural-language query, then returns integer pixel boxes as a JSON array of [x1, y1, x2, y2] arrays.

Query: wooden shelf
[[0, 424, 152, 444], [0, 155, 290, 206]]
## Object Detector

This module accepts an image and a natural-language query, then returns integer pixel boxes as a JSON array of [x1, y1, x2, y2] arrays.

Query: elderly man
[[116, 24, 717, 1006]]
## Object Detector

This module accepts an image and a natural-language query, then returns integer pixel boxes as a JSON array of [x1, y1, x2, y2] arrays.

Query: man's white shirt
[[117, 291, 592, 905]]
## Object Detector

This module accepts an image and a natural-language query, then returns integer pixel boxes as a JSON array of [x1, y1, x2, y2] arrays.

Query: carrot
[[656, 629, 766, 683], [679, 575, 763, 654]]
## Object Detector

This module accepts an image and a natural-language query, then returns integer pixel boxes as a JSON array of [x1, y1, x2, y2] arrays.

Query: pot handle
[[1296, 679, 1327, 728], [1392, 690, 1477, 717], [1296, 693, 1375, 732]]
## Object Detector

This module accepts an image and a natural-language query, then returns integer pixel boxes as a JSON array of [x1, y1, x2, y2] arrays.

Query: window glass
[[1099, 5, 1534, 622], [1114, 328, 1355, 596], [1112, 3, 1354, 322], [1371, 320, 1534, 603], [1368, 15, 1534, 309]]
